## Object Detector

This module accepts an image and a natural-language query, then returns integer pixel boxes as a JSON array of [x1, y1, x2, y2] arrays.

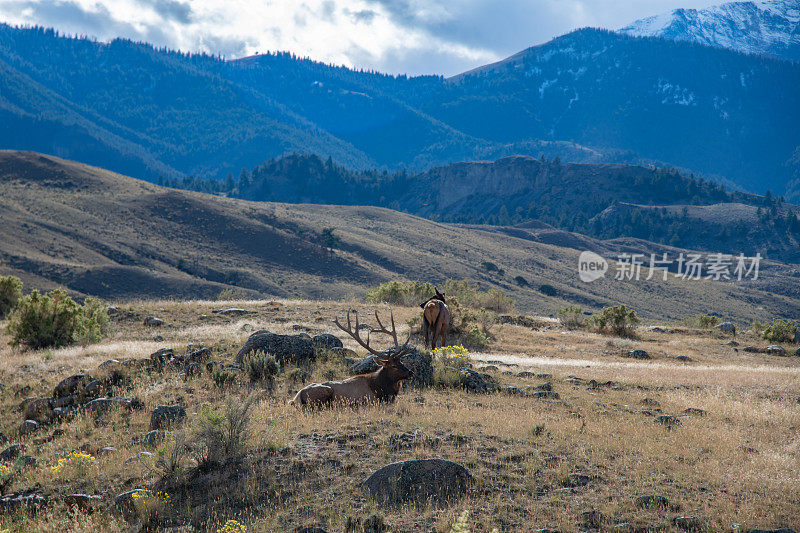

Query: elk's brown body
[[289, 309, 413, 408], [420, 287, 450, 349], [290, 354, 412, 406]]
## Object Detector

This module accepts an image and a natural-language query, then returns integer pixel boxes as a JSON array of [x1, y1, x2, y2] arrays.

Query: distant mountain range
[[1, 24, 799, 198], [620, 0, 800, 62]]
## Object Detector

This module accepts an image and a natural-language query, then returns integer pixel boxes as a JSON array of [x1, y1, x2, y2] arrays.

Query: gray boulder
[[212, 308, 253, 316], [625, 349, 650, 360], [350, 355, 381, 374], [151, 405, 186, 429], [235, 330, 315, 363], [0, 490, 47, 515], [458, 368, 500, 393], [654, 415, 681, 428], [766, 345, 787, 356], [716, 322, 736, 335], [83, 397, 138, 415], [113, 489, 149, 522], [64, 493, 103, 511], [0, 444, 25, 461], [19, 420, 39, 436], [23, 398, 54, 423], [143, 316, 164, 327], [312, 333, 343, 351], [673, 516, 703, 531], [141, 430, 167, 446], [53, 374, 93, 398], [363, 458, 472, 505]]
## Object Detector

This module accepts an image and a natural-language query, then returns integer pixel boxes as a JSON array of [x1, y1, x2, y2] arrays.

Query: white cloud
[[0, 0, 722, 75]]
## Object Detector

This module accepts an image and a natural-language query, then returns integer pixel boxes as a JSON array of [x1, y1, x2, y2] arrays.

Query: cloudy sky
[[0, 0, 721, 76]]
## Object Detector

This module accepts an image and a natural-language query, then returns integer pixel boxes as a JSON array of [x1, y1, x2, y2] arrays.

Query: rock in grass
[[23, 397, 54, 423], [113, 489, 149, 522], [235, 330, 315, 364], [143, 316, 164, 327], [683, 407, 707, 417], [212, 308, 253, 316], [363, 458, 472, 505], [53, 374, 93, 398], [19, 419, 39, 436], [64, 494, 102, 511], [635, 494, 670, 508], [141, 430, 167, 446], [654, 415, 681, 428], [150, 405, 186, 430], [0, 444, 25, 461], [0, 490, 47, 515], [675, 355, 692, 362], [312, 333, 343, 351], [673, 516, 704, 531], [765, 345, 786, 356], [716, 322, 736, 335], [458, 368, 500, 393], [625, 349, 650, 359]]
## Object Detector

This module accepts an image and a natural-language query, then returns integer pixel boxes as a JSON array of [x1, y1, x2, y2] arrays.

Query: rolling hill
[[1, 24, 799, 197], [176, 153, 800, 264], [2, 151, 800, 322]]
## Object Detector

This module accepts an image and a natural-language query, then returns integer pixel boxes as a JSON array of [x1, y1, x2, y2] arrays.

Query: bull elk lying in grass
[[290, 309, 414, 407]]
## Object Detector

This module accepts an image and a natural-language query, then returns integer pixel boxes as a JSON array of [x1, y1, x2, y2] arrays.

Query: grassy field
[[1, 298, 798, 532], [3, 150, 800, 323]]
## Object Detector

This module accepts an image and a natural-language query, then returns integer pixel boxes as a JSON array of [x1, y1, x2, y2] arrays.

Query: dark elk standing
[[420, 287, 450, 349], [290, 309, 414, 407]]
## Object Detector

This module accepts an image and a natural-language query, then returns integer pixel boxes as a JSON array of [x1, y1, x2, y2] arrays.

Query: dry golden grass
[[0, 298, 798, 532]]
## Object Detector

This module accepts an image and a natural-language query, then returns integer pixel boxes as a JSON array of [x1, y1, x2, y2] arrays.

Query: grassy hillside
[[2, 151, 800, 322], [0, 297, 798, 531]]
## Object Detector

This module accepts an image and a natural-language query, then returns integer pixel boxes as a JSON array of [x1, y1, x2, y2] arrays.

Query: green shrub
[[751, 320, 767, 336], [538, 284, 558, 297], [212, 368, 238, 388], [0, 275, 23, 319], [514, 275, 529, 287], [365, 279, 516, 313], [763, 319, 797, 343], [558, 306, 584, 329], [462, 326, 491, 349], [591, 305, 640, 337], [6, 289, 109, 349], [245, 352, 279, 384], [216, 287, 250, 301], [696, 314, 720, 328], [193, 396, 255, 466], [365, 280, 436, 306]]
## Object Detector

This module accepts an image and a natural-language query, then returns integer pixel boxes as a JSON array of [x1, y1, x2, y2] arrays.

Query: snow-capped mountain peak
[[619, 0, 800, 62]]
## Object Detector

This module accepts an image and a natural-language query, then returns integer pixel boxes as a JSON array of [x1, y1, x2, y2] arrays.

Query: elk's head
[[377, 352, 414, 382], [419, 286, 446, 308], [434, 286, 446, 302]]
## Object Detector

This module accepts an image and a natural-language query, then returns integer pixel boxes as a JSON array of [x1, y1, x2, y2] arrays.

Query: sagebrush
[[6, 288, 109, 348], [0, 275, 23, 319]]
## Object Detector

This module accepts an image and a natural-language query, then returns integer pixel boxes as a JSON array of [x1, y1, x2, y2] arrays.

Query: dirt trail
[[473, 353, 800, 374]]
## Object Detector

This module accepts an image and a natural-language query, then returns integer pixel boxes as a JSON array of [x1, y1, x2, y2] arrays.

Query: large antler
[[333, 309, 412, 358]]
